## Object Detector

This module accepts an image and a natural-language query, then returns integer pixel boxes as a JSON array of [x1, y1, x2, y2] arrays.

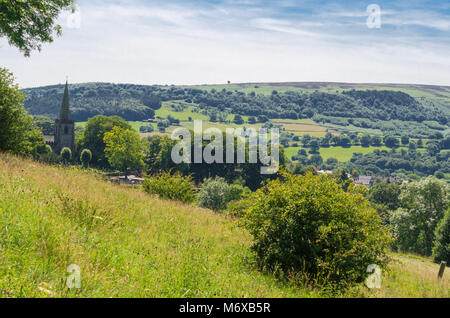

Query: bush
[[143, 172, 195, 203], [197, 177, 229, 211], [241, 171, 391, 288], [60, 147, 72, 164], [80, 149, 92, 168], [432, 209, 450, 264]]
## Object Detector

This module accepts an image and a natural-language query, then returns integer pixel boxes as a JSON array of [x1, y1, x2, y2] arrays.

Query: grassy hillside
[[0, 154, 448, 298]]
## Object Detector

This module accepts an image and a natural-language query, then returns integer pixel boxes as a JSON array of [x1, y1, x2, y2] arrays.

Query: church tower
[[54, 81, 75, 154]]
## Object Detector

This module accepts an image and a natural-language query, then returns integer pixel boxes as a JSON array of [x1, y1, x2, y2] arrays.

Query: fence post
[[438, 261, 446, 279]]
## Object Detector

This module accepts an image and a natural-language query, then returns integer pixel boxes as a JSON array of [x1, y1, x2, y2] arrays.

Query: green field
[[285, 146, 391, 162], [0, 154, 448, 298]]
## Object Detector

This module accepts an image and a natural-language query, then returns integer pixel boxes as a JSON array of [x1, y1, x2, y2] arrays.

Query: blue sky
[[1, 0, 449, 88]]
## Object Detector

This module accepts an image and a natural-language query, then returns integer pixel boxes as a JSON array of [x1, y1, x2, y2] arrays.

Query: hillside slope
[[22, 82, 450, 122], [0, 154, 448, 298]]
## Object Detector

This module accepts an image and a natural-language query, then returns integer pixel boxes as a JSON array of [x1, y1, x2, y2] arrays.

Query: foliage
[[80, 149, 92, 168], [197, 177, 230, 211], [60, 147, 72, 163], [0, 68, 44, 155], [0, 0, 75, 56], [241, 171, 392, 288], [368, 181, 401, 211], [22, 84, 449, 127], [390, 177, 449, 256], [432, 209, 450, 264], [77, 115, 132, 167], [143, 171, 195, 203], [103, 127, 145, 175], [33, 115, 54, 135]]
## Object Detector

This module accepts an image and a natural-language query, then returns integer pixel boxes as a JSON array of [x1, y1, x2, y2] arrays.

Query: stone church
[[44, 81, 75, 153]]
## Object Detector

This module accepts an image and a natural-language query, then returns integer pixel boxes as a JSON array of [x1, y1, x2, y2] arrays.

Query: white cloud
[[1, 0, 449, 88]]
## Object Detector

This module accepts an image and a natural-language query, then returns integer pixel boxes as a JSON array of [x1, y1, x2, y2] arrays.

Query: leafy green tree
[[360, 134, 371, 147], [432, 208, 450, 264], [80, 149, 92, 168], [368, 181, 401, 211], [390, 177, 449, 256], [233, 114, 244, 125], [371, 135, 382, 147], [77, 115, 132, 167], [401, 135, 410, 146], [33, 115, 54, 135], [340, 134, 351, 147], [426, 142, 440, 156], [60, 147, 72, 164], [197, 177, 229, 211], [384, 135, 399, 148], [0, 68, 44, 155], [309, 139, 320, 154], [0, 0, 76, 56], [104, 127, 145, 177], [241, 171, 391, 288]]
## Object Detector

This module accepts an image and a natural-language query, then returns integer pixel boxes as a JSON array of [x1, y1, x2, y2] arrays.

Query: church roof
[[59, 81, 71, 120]]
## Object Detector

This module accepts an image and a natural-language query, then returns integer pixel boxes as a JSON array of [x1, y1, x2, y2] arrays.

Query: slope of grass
[[0, 154, 448, 298], [0, 154, 314, 298]]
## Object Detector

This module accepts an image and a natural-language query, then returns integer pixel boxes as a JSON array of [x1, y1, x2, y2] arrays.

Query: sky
[[1, 0, 449, 88]]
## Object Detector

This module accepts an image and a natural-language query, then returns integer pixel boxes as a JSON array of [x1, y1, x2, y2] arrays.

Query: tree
[[80, 149, 92, 168], [0, 0, 76, 56], [241, 172, 391, 288], [371, 135, 382, 147], [432, 209, 450, 264], [339, 134, 351, 148], [368, 181, 401, 211], [426, 142, 440, 156], [0, 68, 44, 155], [77, 115, 132, 167], [104, 126, 145, 177], [196, 177, 230, 211], [360, 134, 371, 147], [384, 135, 399, 148], [233, 114, 244, 125], [309, 139, 320, 154], [60, 147, 72, 164], [401, 135, 410, 146], [390, 177, 449, 256]]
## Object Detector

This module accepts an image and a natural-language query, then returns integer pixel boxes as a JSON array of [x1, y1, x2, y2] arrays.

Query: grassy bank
[[0, 154, 448, 298]]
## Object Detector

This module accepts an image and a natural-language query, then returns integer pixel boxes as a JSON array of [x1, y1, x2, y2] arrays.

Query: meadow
[[0, 154, 448, 298]]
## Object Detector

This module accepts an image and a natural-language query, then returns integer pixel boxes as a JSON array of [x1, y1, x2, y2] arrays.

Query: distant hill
[[22, 82, 450, 124]]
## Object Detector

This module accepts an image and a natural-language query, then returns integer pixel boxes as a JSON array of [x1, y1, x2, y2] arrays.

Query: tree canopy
[[0, 0, 76, 56]]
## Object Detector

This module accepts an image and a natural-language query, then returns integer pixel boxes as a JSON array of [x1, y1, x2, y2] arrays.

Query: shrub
[[60, 147, 72, 164], [197, 177, 229, 211], [80, 149, 92, 168], [241, 171, 391, 288], [224, 184, 251, 204], [143, 171, 195, 203], [432, 209, 450, 264]]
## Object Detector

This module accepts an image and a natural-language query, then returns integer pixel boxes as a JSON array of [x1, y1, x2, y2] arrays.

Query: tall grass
[[0, 154, 448, 298]]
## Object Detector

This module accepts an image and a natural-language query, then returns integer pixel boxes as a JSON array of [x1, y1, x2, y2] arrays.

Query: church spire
[[59, 80, 71, 120]]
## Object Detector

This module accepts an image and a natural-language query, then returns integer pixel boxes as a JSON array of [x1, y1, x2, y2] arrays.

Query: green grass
[[285, 146, 390, 162], [0, 154, 448, 298], [0, 154, 314, 298]]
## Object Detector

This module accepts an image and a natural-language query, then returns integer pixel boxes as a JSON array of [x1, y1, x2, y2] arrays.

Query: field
[[285, 146, 391, 162], [0, 154, 448, 298]]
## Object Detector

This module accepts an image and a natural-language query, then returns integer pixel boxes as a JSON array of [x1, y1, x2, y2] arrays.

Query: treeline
[[22, 83, 161, 121], [345, 147, 450, 180], [22, 83, 449, 127]]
